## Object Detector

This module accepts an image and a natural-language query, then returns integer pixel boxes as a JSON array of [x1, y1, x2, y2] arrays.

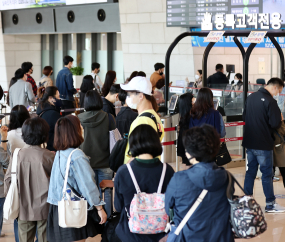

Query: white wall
[[0, 13, 41, 92], [119, 0, 195, 84]]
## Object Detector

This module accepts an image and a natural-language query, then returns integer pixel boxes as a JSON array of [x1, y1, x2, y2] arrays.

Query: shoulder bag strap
[[157, 163, 167, 194], [126, 163, 141, 194], [11, 148, 20, 183], [174, 189, 208, 236], [226, 170, 247, 197], [62, 149, 78, 197]]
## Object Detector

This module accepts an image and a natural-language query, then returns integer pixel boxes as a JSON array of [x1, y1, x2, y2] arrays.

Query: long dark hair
[[191, 88, 214, 119], [7, 77, 18, 106], [80, 75, 94, 93], [179, 93, 194, 128], [102, 71, 116, 97], [9, 105, 30, 130], [39, 86, 58, 108]]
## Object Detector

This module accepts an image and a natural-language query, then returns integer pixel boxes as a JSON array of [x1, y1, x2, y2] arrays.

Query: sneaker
[[273, 177, 280, 182], [265, 202, 285, 213]]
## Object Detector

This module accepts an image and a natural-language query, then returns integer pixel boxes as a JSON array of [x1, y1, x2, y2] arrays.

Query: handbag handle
[[11, 148, 20, 183], [174, 189, 208, 236], [62, 149, 79, 198], [226, 170, 247, 200]]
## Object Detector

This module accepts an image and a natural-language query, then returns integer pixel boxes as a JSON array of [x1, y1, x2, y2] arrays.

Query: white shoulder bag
[[4, 148, 21, 220], [58, 149, 88, 228]]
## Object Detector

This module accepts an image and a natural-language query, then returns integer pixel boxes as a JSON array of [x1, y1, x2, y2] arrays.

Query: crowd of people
[[0, 56, 284, 242]]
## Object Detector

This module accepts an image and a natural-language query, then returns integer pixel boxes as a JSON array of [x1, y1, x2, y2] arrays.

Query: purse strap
[[62, 149, 79, 198], [174, 189, 208, 236], [11, 148, 20, 183], [226, 170, 247, 200], [126, 162, 167, 194]]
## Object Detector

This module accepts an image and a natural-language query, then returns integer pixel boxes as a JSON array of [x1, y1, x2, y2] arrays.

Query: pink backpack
[[126, 163, 168, 234]]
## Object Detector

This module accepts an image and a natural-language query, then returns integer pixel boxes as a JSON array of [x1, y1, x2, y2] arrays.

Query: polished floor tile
[[1, 166, 285, 242]]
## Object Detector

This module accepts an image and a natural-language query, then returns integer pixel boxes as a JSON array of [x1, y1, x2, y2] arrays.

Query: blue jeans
[[14, 219, 38, 242], [244, 149, 275, 205], [93, 168, 113, 218], [0, 197, 5, 235]]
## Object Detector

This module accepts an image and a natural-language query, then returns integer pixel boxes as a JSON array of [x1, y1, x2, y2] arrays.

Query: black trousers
[[61, 100, 75, 116], [279, 167, 285, 188]]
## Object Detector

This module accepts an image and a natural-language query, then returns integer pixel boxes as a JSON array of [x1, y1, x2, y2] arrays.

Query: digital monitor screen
[[226, 65, 235, 73], [188, 82, 195, 88], [0, 0, 107, 10], [169, 95, 179, 111], [166, 0, 285, 28]]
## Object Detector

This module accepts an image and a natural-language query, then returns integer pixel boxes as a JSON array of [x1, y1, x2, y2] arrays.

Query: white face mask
[[126, 96, 138, 109], [273, 88, 280, 100], [195, 75, 200, 80]]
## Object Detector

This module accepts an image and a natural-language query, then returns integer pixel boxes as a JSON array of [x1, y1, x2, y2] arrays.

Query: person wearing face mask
[[150, 63, 165, 91], [102, 84, 121, 117], [207, 64, 229, 88], [36, 86, 62, 151], [22, 62, 37, 97], [39, 66, 54, 88], [194, 70, 203, 88], [231, 73, 243, 91], [56, 56, 77, 116], [120, 76, 165, 163], [243, 78, 285, 213]]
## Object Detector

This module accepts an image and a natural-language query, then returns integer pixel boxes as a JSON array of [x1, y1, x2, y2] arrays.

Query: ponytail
[[37, 86, 46, 100]]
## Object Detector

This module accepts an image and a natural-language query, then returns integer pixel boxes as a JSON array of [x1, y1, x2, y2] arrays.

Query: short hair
[[54, 115, 84, 150], [92, 62, 100, 71], [198, 70, 202, 75], [63, 56, 74, 65], [21, 62, 33, 74], [235, 73, 242, 80], [137, 71, 146, 77], [183, 124, 220, 162], [84, 90, 103, 111], [43, 66, 53, 76], [154, 63, 165, 71], [22, 117, 49, 145], [15, 69, 25, 79], [9, 105, 30, 130], [156, 79, 165, 89], [109, 84, 121, 95], [216, 64, 223, 71], [267, 77, 284, 88], [129, 124, 162, 158], [80, 75, 94, 93], [118, 89, 127, 103]]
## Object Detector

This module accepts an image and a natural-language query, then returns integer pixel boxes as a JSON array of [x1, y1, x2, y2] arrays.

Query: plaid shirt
[[26, 74, 37, 97]]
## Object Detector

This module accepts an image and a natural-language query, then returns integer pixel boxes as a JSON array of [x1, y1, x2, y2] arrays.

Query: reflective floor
[[1, 166, 285, 242]]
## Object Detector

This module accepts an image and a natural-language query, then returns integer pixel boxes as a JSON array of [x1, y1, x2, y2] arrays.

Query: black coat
[[36, 103, 62, 151], [102, 97, 116, 117], [243, 88, 282, 150], [115, 107, 138, 136], [114, 159, 175, 242], [207, 72, 229, 87]]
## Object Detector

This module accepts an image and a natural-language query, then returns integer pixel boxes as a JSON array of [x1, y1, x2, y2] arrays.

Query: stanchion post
[[175, 125, 179, 172]]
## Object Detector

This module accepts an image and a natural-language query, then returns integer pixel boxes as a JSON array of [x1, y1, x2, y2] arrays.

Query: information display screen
[[166, 0, 285, 27], [0, 0, 107, 10]]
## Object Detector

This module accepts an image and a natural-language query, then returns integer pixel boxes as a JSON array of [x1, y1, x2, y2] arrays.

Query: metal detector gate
[[164, 31, 285, 159]]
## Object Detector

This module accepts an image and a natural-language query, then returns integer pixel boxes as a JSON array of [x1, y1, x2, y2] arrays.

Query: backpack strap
[[139, 112, 162, 138], [11, 148, 20, 183], [126, 163, 141, 194], [157, 163, 167, 194]]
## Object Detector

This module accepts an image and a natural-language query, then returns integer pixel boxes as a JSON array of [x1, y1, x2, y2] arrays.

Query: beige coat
[[4, 145, 55, 221], [273, 122, 285, 167]]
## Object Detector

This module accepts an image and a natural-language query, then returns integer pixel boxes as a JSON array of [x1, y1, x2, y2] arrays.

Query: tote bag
[[58, 149, 88, 228], [3, 148, 21, 220]]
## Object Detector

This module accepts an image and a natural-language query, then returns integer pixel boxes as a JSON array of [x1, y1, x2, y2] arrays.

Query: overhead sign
[[0, 0, 107, 10], [191, 35, 285, 48], [245, 31, 267, 43], [201, 12, 282, 31], [204, 31, 225, 42], [167, 0, 285, 28]]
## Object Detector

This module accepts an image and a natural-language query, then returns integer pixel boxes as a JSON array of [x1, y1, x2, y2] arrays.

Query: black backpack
[[109, 112, 162, 172]]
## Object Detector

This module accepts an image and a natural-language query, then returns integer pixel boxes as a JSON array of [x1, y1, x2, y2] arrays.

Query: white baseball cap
[[120, 76, 152, 96]]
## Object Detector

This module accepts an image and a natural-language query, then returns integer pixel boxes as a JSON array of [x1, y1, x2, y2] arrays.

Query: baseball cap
[[120, 76, 152, 96]]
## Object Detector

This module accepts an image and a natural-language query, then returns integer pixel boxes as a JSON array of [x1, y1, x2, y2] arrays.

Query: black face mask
[[50, 72, 53, 76], [54, 98, 62, 111], [159, 71, 163, 76]]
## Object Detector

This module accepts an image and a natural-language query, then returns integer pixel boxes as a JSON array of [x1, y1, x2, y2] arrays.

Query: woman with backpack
[[114, 124, 175, 242], [165, 124, 234, 242]]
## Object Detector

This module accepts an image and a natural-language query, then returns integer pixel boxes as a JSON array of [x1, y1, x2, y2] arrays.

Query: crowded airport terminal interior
[[0, 0, 285, 242]]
